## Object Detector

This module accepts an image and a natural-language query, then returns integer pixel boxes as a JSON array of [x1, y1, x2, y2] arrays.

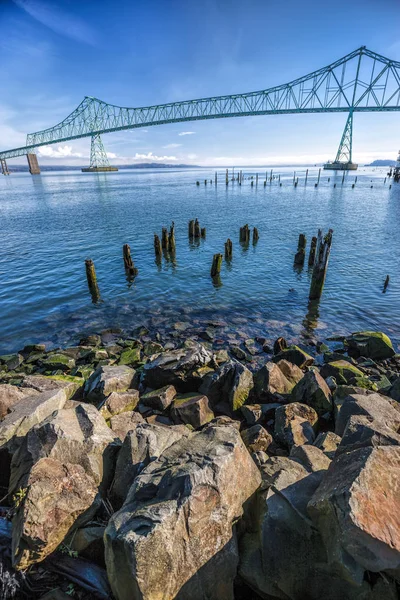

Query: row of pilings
[[85, 224, 333, 304]]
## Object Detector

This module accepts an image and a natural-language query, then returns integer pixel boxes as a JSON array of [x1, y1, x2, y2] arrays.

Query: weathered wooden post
[[188, 219, 195, 238], [226, 169, 229, 186], [168, 222, 176, 253], [251, 180, 254, 187], [85, 259, 101, 303], [201, 227, 206, 238], [123, 244, 138, 276], [256, 173, 258, 186], [240, 224, 250, 244], [309, 229, 333, 300], [341, 171, 345, 185], [308, 235, 317, 266], [294, 233, 307, 265], [293, 171, 296, 185], [154, 234, 162, 259], [318, 168, 321, 184], [204, 179, 207, 185], [194, 218, 201, 238], [196, 181, 200, 186], [225, 238, 233, 260], [270, 169, 273, 182], [253, 227, 259, 244], [215, 172, 217, 185], [305, 169, 308, 185], [162, 227, 168, 249], [211, 253, 223, 277], [384, 275, 390, 291]]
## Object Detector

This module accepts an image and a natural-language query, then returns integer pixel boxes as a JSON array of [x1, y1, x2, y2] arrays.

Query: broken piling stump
[[188, 220, 195, 239], [253, 227, 259, 244], [194, 218, 201, 238], [162, 227, 168, 249], [225, 238, 233, 260], [294, 233, 307, 266], [123, 244, 138, 277], [154, 234, 162, 259], [308, 236, 317, 266], [168, 222, 176, 253], [211, 253, 223, 278], [309, 229, 333, 300], [384, 275, 390, 292], [240, 224, 250, 244], [85, 259, 101, 303], [201, 227, 206, 239]]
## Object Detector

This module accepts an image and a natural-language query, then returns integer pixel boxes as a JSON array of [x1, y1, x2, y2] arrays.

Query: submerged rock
[[105, 424, 261, 600]]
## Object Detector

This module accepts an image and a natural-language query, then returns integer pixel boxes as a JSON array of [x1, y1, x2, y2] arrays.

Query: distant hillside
[[7, 163, 199, 173], [365, 159, 397, 167]]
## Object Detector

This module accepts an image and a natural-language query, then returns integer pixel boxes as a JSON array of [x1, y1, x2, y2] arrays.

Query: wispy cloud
[[187, 154, 197, 160], [12, 0, 96, 45], [163, 143, 182, 148], [38, 145, 84, 158], [178, 131, 196, 136]]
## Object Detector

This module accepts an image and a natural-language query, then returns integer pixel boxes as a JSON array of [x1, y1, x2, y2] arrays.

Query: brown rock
[[99, 390, 139, 419], [141, 385, 177, 411], [84, 365, 136, 403], [0, 384, 39, 420], [276, 359, 304, 387], [241, 424, 272, 453], [254, 361, 294, 400], [275, 402, 318, 448], [110, 410, 144, 441], [171, 393, 214, 428], [291, 370, 332, 416], [290, 444, 331, 472], [334, 391, 400, 436], [314, 431, 341, 458]]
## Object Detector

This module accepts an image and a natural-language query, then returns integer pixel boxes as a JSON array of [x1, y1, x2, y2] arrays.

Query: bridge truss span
[[1, 46, 400, 169]]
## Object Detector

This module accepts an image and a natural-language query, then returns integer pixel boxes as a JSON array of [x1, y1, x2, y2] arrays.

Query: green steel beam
[[2, 46, 400, 160]]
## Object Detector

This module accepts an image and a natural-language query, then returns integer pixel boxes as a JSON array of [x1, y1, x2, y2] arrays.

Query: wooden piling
[[256, 173, 258, 186], [85, 259, 101, 303], [305, 169, 308, 185], [211, 253, 223, 277], [309, 229, 333, 300], [123, 243, 138, 276], [225, 238, 233, 260], [240, 224, 250, 244], [384, 275, 390, 291], [154, 234, 162, 259], [308, 236, 317, 266], [196, 181, 200, 186], [201, 227, 206, 239], [194, 218, 201, 238], [188, 219, 195, 238], [294, 233, 307, 265], [226, 169, 229, 186], [215, 172, 217, 185], [253, 227, 259, 244], [168, 222, 176, 253], [317, 168, 321, 184], [162, 227, 168, 249]]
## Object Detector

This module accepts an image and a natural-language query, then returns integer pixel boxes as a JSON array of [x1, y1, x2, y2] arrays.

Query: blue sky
[[1, 0, 400, 166]]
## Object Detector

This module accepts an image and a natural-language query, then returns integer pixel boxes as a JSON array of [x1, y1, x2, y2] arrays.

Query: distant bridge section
[[1, 46, 400, 172]]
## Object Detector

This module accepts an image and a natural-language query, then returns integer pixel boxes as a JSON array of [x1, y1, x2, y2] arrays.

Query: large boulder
[[141, 385, 177, 411], [21, 374, 84, 400], [171, 393, 214, 428], [110, 410, 144, 441], [272, 345, 314, 368], [99, 390, 139, 420], [320, 360, 364, 385], [143, 342, 212, 391], [9, 403, 119, 495], [334, 391, 400, 436], [105, 424, 261, 600], [254, 362, 296, 400], [290, 444, 331, 472], [274, 403, 318, 448], [0, 384, 39, 420], [275, 360, 304, 387], [110, 422, 189, 507], [241, 424, 273, 454], [345, 331, 395, 360], [199, 359, 254, 413], [314, 431, 341, 459], [291, 370, 332, 416], [12, 458, 98, 570], [337, 415, 400, 455], [308, 446, 400, 579], [84, 365, 136, 403]]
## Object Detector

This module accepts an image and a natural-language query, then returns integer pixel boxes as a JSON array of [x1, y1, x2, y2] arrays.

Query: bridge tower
[[324, 111, 358, 171], [27, 153, 40, 174], [1, 158, 10, 175], [82, 133, 118, 172]]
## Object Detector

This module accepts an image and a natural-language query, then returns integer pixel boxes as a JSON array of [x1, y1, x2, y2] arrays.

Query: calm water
[[0, 166, 399, 353]]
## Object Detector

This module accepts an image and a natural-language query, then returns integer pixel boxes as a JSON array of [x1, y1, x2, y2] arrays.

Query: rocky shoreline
[[0, 327, 400, 599]]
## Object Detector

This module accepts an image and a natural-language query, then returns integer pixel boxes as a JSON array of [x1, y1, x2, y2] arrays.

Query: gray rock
[[84, 365, 136, 403], [241, 424, 272, 454], [291, 370, 332, 416], [275, 359, 304, 387], [314, 431, 341, 458], [274, 403, 318, 448], [110, 411, 145, 441], [345, 331, 395, 360], [271, 345, 314, 368], [199, 359, 254, 413], [334, 391, 400, 436], [253, 361, 293, 400], [21, 374, 84, 400], [337, 414, 400, 454], [290, 444, 331, 472], [0, 384, 39, 420], [171, 393, 214, 428], [143, 342, 212, 391], [110, 422, 189, 507], [105, 424, 261, 600], [99, 390, 139, 419], [141, 385, 177, 411]]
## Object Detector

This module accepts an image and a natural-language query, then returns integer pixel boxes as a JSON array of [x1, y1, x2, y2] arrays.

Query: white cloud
[[106, 151, 117, 159], [130, 152, 177, 162], [163, 143, 182, 149], [12, 0, 96, 45], [187, 154, 198, 160], [38, 145, 84, 158], [178, 131, 196, 136]]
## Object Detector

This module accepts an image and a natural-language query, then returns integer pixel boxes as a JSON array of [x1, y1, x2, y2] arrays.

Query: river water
[[0, 166, 399, 353]]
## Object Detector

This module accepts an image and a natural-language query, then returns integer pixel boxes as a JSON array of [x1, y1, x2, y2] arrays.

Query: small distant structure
[[394, 149, 400, 182], [82, 134, 118, 173], [324, 111, 358, 171]]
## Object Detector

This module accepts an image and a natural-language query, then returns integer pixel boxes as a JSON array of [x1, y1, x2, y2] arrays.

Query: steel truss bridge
[[1, 46, 400, 174]]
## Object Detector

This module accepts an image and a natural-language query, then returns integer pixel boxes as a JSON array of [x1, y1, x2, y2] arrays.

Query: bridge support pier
[[27, 153, 41, 174], [324, 111, 358, 171], [82, 134, 118, 172], [1, 158, 10, 175]]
